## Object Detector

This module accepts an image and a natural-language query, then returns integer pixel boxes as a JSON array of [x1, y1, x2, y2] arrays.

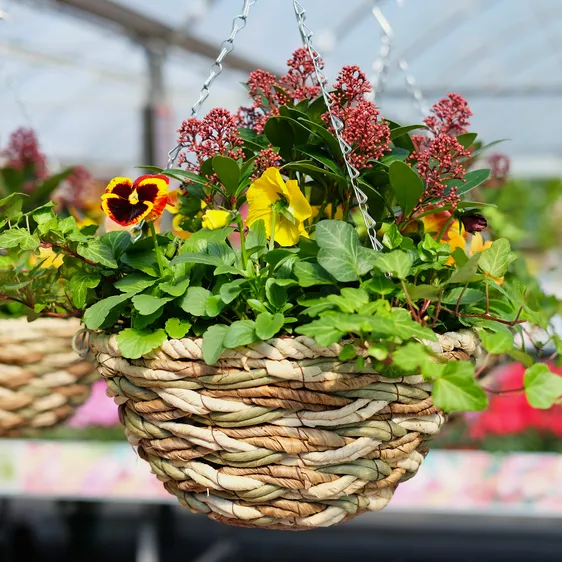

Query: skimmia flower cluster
[[1, 127, 48, 187]]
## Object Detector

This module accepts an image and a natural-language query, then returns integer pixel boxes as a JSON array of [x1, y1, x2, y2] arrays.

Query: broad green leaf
[[171, 253, 224, 267], [179, 286, 212, 316], [83, 294, 130, 330], [69, 272, 100, 308], [265, 278, 288, 308], [293, 261, 334, 287], [77, 240, 118, 268], [478, 238, 516, 278], [181, 227, 234, 252], [132, 294, 172, 316], [246, 219, 267, 250], [247, 299, 268, 313], [392, 342, 435, 372], [389, 124, 425, 140], [121, 250, 160, 277], [389, 161, 424, 217], [255, 312, 284, 340], [445, 168, 490, 197], [212, 155, 240, 195], [294, 144, 342, 174], [205, 295, 225, 317], [223, 320, 258, 348], [406, 284, 441, 301], [102, 231, 131, 259], [524, 364, 562, 409], [456, 132, 477, 148], [388, 308, 437, 341], [0, 229, 40, 251], [116, 328, 167, 359], [264, 116, 295, 152], [442, 287, 485, 305], [202, 324, 229, 364], [432, 361, 488, 412], [338, 344, 357, 361], [220, 279, 247, 304], [316, 220, 377, 282], [382, 224, 403, 250], [479, 329, 514, 354], [165, 318, 192, 339], [373, 250, 413, 280], [159, 277, 190, 297], [132, 308, 164, 330], [115, 273, 157, 294]]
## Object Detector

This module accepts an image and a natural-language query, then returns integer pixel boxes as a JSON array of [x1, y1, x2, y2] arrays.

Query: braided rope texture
[[0, 318, 98, 436], [91, 330, 479, 530]]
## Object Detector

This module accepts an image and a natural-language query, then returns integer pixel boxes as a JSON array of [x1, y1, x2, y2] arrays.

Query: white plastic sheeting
[[1, 0, 561, 176]]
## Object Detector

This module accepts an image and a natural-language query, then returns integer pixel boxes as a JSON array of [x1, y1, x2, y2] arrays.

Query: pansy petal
[[102, 193, 154, 226], [286, 179, 312, 222], [274, 217, 301, 247], [105, 177, 134, 198], [134, 175, 169, 221]]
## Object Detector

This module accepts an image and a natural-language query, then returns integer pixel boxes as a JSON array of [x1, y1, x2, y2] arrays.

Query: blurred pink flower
[[68, 380, 119, 428]]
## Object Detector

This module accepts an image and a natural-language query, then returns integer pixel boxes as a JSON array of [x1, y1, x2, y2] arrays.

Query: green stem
[[149, 222, 165, 277], [269, 211, 276, 252], [236, 216, 248, 271], [436, 215, 457, 242]]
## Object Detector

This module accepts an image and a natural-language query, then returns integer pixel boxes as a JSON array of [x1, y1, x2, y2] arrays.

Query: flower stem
[[269, 211, 276, 252], [437, 215, 457, 242], [236, 216, 248, 271], [148, 222, 165, 277]]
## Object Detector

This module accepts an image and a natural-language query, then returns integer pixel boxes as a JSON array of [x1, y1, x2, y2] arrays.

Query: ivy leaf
[[159, 277, 190, 297], [447, 253, 481, 284], [316, 220, 376, 282], [388, 308, 438, 341], [432, 361, 488, 412], [255, 312, 284, 340], [223, 320, 258, 348], [479, 329, 514, 354], [77, 240, 118, 268], [115, 273, 157, 294], [406, 284, 441, 301], [441, 287, 485, 305], [102, 231, 131, 260], [478, 238, 517, 278], [389, 160, 424, 217], [524, 364, 562, 409], [180, 286, 212, 316], [212, 155, 240, 195], [83, 294, 130, 329], [382, 224, 403, 250], [373, 250, 413, 280], [69, 272, 100, 308], [338, 344, 356, 361], [202, 325, 228, 364], [0, 228, 40, 251], [131, 294, 172, 316], [295, 318, 345, 346], [165, 318, 192, 339], [116, 328, 168, 359], [392, 342, 434, 371], [362, 275, 397, 295], [293, 261, 334, 287]]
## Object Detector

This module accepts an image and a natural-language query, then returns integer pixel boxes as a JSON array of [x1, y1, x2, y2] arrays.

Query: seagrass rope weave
[[0, 317, 98, 436], [90, 330, 479, 529]]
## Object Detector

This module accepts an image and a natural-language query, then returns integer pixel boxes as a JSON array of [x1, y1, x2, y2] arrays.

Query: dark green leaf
[[389, 161, 424, 217], [293, 261, 334, 287], [445, 169, 490, 197], [115, 273, 157, 294], [77, 240, 118, 268], [442, 287, 485, 305], [220, 279, 247, 304], [212, 155, 240, 195], [69, 272, 100, 308], [83, 294, 130, 330], [456, 132, 477, 148]]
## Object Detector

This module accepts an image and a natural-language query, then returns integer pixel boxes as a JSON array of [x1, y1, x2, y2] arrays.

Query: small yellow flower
[[246, 167, 312, 247], [30, 247, 64, 269], [202, 209, 231, 230]]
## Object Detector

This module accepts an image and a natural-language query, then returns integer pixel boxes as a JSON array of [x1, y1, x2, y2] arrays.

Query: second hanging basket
[[0, 317, 98, 436], [90, 330, 479, 530]]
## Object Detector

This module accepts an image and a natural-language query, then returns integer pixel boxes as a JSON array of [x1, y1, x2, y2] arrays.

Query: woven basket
[[90, 330, 479, 530], [0, 317, 98, 436]]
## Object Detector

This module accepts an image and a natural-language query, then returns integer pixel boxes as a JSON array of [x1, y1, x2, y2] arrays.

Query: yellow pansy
[[246, 167, 312, 247], [419, 212, 466, 265], [29, 247, 64, 269], [202, 209, 231, 230]]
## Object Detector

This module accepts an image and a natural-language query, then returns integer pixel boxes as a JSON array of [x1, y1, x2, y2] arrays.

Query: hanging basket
[[0, 318, 98, 436], [90, 330, 479, 529]]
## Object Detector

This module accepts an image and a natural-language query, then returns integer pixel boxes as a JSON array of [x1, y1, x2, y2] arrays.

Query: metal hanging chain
[[165, 0, 256, 170], [131, 0, 256, 242], [293, 0, 383, 251], [370, 0, 428, 120]]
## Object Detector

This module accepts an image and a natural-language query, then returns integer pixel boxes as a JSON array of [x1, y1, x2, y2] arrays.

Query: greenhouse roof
[[1, 0, 561, 177]]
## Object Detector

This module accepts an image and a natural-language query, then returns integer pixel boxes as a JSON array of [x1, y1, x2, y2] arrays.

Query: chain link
[[293, 0, 383, 251], [131, 0, 256, 243], [369, 0, 428, 120]]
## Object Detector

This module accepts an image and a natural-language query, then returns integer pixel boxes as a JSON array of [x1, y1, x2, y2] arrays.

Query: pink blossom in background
[[68, 380, 119, 428]]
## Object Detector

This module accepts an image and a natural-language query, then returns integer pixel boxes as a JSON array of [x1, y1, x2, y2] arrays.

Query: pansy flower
[[101, 174, 169, 226]]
